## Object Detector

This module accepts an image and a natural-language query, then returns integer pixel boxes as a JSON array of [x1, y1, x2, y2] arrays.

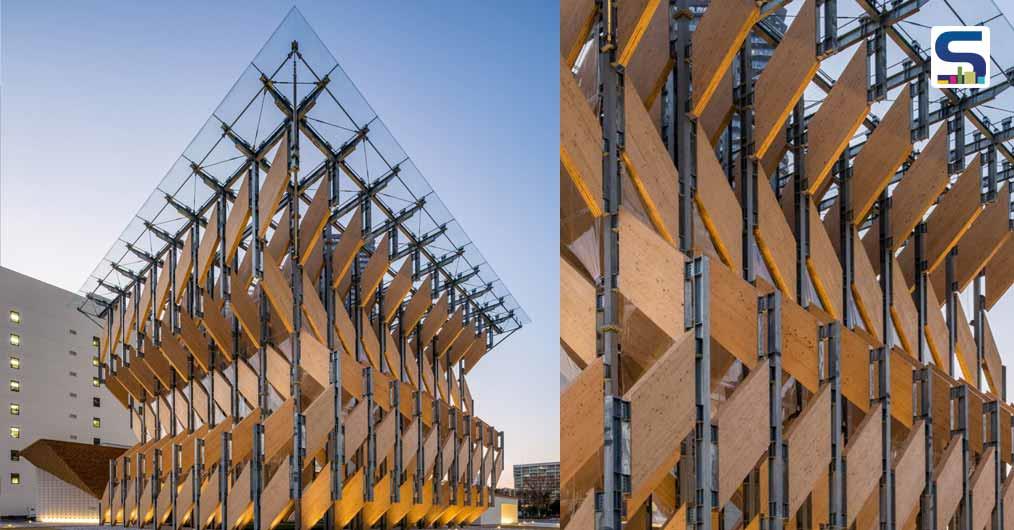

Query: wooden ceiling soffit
[[850, 89, 913, 221], [561, 0, 595, 65], [844, 403, 883, 526], [786, 385, 832, 515], [716, 359, 771, 507], [928, 184, 1012, 300], [561, 59, 604, 218], [695, 122, 743, 270], [897, 156, 983, 287], [623, 80, 679, 245], [753, 0, 819, 159], [690, 0, 760, 117], [807, 41, 871, 199], [985, 237, 1014, 310]]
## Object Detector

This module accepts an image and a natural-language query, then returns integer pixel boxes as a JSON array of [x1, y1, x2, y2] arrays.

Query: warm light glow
[[9, 333, 20, 346], [501, 503, 519, 524], [9, 311, 20, 324], [38, 517, 100, 524]]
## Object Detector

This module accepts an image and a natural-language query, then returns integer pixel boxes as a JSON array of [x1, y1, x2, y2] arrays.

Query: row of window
[[9, 400, 101, 415], [9, 377, 100, 391], [9, 419, 100, 438], [8, 353, 100, 368]]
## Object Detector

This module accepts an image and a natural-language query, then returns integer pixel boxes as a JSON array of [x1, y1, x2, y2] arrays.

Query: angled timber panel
[[754, 171, 797, 300], [787, 385, 831, 514], [809, 197, 844, 319], [753, 0, 818, 158], [561, 59, 603, 218], [806, 42, 870, 199], [709, 259, 758, 367], [690, 0, 759, 116], [935, 436, 964, 530], [623, 80, 678, 244], [622, 0, 670, 109], [852, 231, 884, 342], [717, 360, 771, 506], [618, 208, 683, 341], [695, 122, 742, 270], [627, 333, 696, 513], [845, 403, 883, 526], [851, 90, 913, 221], [561, 356, 602, 521], [257, 139, 289, 238], [985, 237, 1014, 310], [890, 259, 919, 355], [981, 313, 1003, 395], [970, 447, 996, 530], [893, 420, 926, 528], [561, 0, 594, 64]]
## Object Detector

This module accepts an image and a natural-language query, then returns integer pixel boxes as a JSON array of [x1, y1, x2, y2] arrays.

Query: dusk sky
[[0, 2, 558, 487]]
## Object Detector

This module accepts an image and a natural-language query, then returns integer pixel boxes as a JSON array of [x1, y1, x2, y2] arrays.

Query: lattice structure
[[561, 1, 1014, 529], [81, 9, 526, 529]]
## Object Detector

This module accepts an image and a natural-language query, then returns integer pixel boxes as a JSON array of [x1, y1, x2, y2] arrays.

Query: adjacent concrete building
[[0, 266, 135, 518]]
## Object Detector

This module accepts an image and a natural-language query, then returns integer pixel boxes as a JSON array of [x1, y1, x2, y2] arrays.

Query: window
[[92, 417, 101, 428], [9, 357, 19, 369], [8, 311, 20, 324], [69, 350, 77, 356], [9, 450, 18, 462], [92, 337, 100, 347], [69, 413, 77, 419], [69, 392, 78, 398], [69, 434, 77, 440], [9, 427, 20, 438], [9, 334, 19, 346], [69, 329, 77, 335], [10, 473, 20, 485], [69, 371, 77, 377], [92, 356, 100, 367], [92, 377, 100, 387], [93, 397, 101, 407], [9, 403, 19, 416], [93, 438, 101, 445], [9, 380, 19, 392]]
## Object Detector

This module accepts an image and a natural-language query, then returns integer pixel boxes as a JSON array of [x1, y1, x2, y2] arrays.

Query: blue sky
[[0, 1, 559, 487]]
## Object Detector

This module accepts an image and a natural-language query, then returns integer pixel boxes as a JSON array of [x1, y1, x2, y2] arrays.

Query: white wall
[[0, 266, 137, 517]]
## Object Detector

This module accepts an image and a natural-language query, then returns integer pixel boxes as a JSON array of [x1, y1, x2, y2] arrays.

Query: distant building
[[0, 267, 135, 519], [514, 461, 560, 503]]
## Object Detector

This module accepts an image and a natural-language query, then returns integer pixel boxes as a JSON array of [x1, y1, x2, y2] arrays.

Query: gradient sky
[[0, 1, 559, 487]]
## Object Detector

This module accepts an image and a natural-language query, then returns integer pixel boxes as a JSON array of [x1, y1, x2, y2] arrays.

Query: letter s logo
[[931, 26, 990, 88]]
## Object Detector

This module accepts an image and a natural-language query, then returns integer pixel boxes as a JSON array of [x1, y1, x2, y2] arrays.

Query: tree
[[518, 472, 559, 518]]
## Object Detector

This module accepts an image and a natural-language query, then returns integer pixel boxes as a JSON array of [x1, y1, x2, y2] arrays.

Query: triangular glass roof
[[78, 8, 528, 342]]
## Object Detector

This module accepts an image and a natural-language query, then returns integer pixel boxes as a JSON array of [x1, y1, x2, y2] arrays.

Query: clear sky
[[0, 1, 559, 487]]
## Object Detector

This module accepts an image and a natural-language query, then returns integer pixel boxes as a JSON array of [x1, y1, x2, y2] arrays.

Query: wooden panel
[[787, 385, 832, 514], [753, 0, 818, 158], [754, 172, 797, 300], [893, 420, 926, 528], [1004, 471, 1014, 530], [845, 404, 883, 526], [851, 90, 913, 221], [202, 299, 233, 361], [561, 357, 602, 519], [419, 293, 449, 348], [297, 183, 330, 265], [807, 42, 871, 198], [709, 260, 758, 367], [259, 458, 293, 530], [890, 259, 919, 355], [699, 68, 733, 146], [808, 197, 844, 318], [328, 210, 364, 290], [981, 313, 1003, 395], [690, 0, 759, 116], [619, 208, 683, 341], [985, 237, 1014, 310], [401, 276, 433, 331], [561, 59, 603, 217], [924, 287, 949, 367], [560, 0, 594, 64], [173, 235, 195, 305], [154, 263, 171, 321], [260, 251, 294, 334], [359, 235, 390, 303], [623, 80, 678, 244], [627, 334, 696, 512], [852, 232, 884, 342], [935, 436, 964, 530], [224, 174, 251, 263], [257, 139, 289, 238], [196, 204, 220, 285], [383, 258, 414, 323], [864, 127, 950, 266], [717, 360, 771, 506], [178, 312, 210, 372], [953, 298, 978, 384], [695, 122, 742, 269], [898, 157, 983, 286], [782, 302, 819, 392], [970, 447, 996, 530], [891, 349, 915, 426], [930, 185, 1012, 299]]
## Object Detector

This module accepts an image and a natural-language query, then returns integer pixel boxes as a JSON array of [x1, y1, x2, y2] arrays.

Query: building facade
[[513, 461, 560, 501], [0, 266, 136, 518]]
